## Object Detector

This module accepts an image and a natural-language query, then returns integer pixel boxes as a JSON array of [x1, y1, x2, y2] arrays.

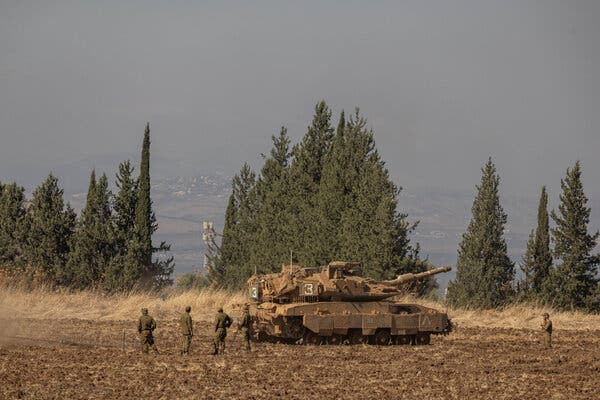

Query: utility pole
[[202, 221, 215, 275]]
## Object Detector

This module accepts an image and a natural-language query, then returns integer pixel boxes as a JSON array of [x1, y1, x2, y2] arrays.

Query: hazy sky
[[1, 1, 599, 199]]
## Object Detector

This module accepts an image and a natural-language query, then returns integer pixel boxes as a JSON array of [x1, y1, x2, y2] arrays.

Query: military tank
[[246, 261, 452, 345]]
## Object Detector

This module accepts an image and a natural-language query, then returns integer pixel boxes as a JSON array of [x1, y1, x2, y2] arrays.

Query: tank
[[245, 261, 452, 345]]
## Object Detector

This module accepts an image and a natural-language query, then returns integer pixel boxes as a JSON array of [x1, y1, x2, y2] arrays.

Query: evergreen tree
[[213, 104, 417, 289], [212, 163, 257, 287], [288, 102, 335, 266], [130, 123, 173, 289], [517, 230, 536, 298], [447, 159, 514, 309], [104, 160, 139, 291], [315, 109, 412, 278], [23, 174, 76, 280], [64, 171, 115, 287], [519, 187, 553, 299], [0, 182, 27, 264], [545, 161, 599, 310], [248, 127, 293, 275], [134, 123, 153, 267]]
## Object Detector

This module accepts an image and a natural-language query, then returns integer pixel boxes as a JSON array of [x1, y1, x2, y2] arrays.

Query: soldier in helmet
[[238, 304, 252, 352], [180, 306, 193, 355], [213, 307, 232, 355], [137, 308, 159, 354], [541, 312, 552, 348]]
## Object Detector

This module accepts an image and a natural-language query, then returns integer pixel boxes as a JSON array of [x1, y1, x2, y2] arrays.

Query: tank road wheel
[[326, 334, 344, 345], [373, 329, 391, 346], [257, 331, 269, 342], [303, 330, 323, 346], [348, 330, 369, 345], [395, 335, 412, 345], [415, 333, 431, 345]]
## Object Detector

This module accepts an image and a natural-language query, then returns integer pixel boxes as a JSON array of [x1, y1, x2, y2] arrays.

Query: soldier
[[541, 312, 552, 348], [213, 307, 232, 355], [238, 304, 252, 352], [180, 306, 193, 355], [137, 308, 159, 354]]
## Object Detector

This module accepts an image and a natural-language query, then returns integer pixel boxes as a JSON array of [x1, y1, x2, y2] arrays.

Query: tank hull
[[250, 301, 451, 345]]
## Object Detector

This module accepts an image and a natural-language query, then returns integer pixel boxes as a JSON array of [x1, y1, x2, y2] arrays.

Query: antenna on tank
[[290, 250, 293, 267]]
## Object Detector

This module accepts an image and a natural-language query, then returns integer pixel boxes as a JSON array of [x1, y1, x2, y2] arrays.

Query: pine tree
[[288, 102, 335, 266], [23, 174, 76, 280], [64, 171, 115, 288], [213, 163, 257, 287], [545, 161, 599, 310], [447, 159, 514, 309], [0, 182, 27, 265], [248, 127, 293, 275], [104, 160, 139, 291], [518, 187, 553, 299]]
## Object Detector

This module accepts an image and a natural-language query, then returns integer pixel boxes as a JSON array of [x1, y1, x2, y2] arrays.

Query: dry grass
[[1, 287, 599, 330], [0, 286, 246, 323]]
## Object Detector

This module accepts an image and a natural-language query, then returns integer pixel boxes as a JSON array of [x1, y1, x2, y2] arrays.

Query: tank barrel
[[385, 266, 452, 285]]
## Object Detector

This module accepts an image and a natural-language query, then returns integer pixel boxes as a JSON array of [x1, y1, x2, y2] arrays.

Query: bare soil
[[0, 318, 598, 400]]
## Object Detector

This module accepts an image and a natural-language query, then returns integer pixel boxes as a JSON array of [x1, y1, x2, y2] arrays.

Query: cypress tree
[[517, 230, 536, 298], [23, 174, 76, 280], [0, 182, 27, 265], [545, 161, 599, 310], [447, 158, 514, 309], [134, 123, 153, 267], [130, 123, 173, 289], [518, 187, 553, 299]]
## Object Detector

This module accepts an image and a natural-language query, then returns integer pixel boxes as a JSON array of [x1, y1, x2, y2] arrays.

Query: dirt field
[[1, 317, 599, 400]]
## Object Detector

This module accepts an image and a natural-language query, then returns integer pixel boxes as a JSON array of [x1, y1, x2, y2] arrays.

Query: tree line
[[209, 101, 598, 312], [0, 124, 173, 291], [447, 159, 599, 311]]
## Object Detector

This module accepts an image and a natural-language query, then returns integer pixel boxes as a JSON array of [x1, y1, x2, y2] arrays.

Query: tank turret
[[247, 261, 451, 303]]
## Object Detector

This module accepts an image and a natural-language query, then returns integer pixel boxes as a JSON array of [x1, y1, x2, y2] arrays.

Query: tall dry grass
[[1, 286, 599, 330], [0, 286, 246, 323]]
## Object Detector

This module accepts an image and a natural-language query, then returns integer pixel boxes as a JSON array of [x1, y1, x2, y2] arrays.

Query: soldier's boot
[[219, 342, 225, 355]]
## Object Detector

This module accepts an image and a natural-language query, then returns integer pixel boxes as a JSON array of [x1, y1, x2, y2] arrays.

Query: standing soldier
[[180, 306, 193, 355], [238, 304, 252, 352], [541, 312, 552, 348], [137, 308, 159, 354], [213, 307, 232, 355]]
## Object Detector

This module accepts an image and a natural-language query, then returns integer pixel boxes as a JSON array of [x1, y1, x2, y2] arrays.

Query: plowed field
[[0, 318, 598, 399]]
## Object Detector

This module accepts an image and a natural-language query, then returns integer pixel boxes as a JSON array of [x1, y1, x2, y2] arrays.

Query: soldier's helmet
[[141, 308, 148, 315], [217, 307, 224, 313], [185, 306, 191, 312], [543, 312, 549, 318]]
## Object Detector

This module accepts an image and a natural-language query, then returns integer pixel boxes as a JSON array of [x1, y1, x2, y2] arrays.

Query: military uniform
[[137, 308, 159, 354], [213, 308, 232, 355], [541, 313, 552, 349], [180, 306, 193, 355], [238, 306, 252, 352]]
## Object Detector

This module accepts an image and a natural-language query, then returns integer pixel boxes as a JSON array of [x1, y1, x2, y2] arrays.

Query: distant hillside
[[62, 175, 600, 287]]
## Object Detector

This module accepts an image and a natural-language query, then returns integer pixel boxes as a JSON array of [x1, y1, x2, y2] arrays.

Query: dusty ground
[[1, 318, 598, 400]]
